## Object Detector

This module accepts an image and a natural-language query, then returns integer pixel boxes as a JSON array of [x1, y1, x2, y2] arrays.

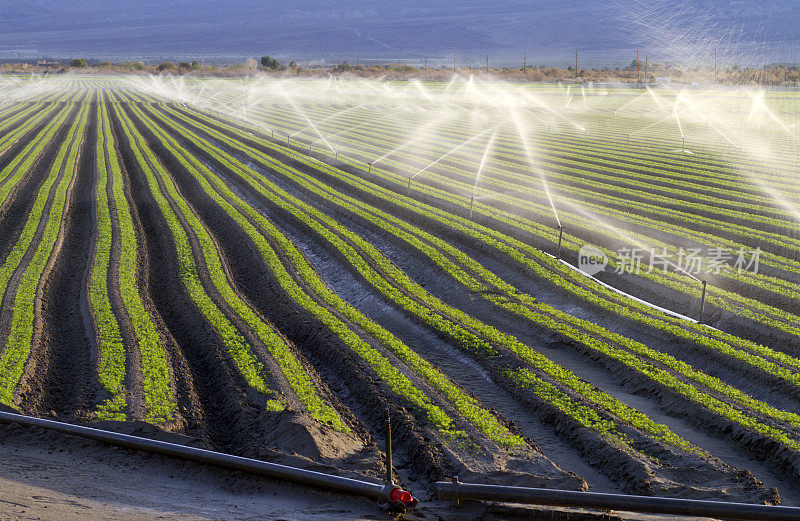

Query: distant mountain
[[1, 1, 797, 65]]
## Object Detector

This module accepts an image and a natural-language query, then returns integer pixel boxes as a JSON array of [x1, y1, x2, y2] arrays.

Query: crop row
[[0, 102, 89, 403], [92, 98, 177, 422], [112, 100, 347, 429]]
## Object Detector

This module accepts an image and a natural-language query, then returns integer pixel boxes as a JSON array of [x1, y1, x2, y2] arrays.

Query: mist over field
[[1, 0, 798, 64]]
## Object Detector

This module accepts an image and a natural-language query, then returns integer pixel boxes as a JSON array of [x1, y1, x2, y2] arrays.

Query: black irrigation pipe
[[3, 409, 800, 518], [436, 480, 800, 521], [0, 411, 416, 508]]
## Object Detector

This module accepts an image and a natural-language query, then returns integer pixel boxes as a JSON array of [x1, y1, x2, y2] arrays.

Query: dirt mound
[[89, 419, 209, 448]]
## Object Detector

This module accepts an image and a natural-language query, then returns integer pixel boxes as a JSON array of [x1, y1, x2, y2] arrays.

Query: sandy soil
[[0, 420, 402, 521], [0, 420, 730, 521]]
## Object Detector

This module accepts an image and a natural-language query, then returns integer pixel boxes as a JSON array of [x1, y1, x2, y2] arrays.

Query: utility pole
[[636, 49, 640, 83], [575, 49, 578, 80], [424, 57, 428, 70], [714, 48, 717, 83], [453, 56, 456, 70], [644, 55, 648, 83], [486, 54, 489, 71], [523, 52, 527, 69]]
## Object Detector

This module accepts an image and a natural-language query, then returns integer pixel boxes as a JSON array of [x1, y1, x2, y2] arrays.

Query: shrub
[[260, 55, 281, 70]]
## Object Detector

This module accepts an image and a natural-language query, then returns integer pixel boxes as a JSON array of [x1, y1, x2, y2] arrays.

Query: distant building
[[656, 76, 670, 84]]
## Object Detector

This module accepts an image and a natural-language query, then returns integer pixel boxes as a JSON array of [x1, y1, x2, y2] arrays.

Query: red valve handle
[[389, 488, 414, 506]]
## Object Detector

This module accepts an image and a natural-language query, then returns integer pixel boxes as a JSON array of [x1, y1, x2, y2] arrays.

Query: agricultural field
[[1, 74, 800, 505]]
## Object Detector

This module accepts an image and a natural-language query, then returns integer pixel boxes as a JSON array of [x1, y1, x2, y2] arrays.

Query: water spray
[[409, 128, 492, 183], [504, 102, 562, 229]]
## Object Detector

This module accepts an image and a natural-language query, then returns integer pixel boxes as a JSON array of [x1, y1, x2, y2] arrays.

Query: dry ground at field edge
[[0, 421, 724, 521]]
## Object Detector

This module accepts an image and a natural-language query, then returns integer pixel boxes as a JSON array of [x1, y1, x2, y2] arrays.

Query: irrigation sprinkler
[[407, 177, 412, 190], [556, 224, 564, 260], [700, 279, 708, 321], [385, 412, 393, 485], [469, 195, 474, 220], [367, 162, 372, 174]]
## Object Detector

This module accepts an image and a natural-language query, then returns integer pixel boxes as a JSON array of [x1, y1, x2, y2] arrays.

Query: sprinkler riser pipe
[[385, 414, 393, 486], [556, 226, 564, 260], [700, 280, 707, 320]]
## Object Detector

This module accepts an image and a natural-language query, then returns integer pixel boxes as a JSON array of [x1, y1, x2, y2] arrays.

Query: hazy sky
[[1, 1, 797, 64]]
